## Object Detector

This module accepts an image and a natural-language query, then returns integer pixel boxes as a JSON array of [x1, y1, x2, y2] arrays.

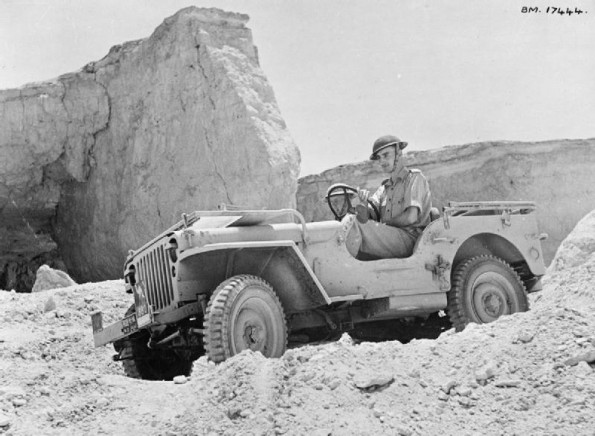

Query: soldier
[[348, 135, 432, 259]]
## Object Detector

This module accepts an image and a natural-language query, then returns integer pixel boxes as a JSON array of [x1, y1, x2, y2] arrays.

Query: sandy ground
[[1, 212, 594, 436]]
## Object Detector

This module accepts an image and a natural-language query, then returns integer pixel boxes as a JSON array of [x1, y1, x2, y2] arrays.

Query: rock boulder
[[32, 264, 77, 293], [548, 209, 595, 272]]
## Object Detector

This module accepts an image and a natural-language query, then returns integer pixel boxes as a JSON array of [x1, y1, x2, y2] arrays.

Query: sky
[[1, 0, 594, 176]]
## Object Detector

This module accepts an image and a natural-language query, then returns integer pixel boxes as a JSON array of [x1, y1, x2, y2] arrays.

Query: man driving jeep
[[348, 135, 432, 259]]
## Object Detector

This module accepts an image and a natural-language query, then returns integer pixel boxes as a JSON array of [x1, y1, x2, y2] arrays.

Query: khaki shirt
[[369, 165, 432, 235]]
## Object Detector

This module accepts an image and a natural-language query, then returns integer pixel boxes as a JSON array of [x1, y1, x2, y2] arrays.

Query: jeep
[[91, 185, 547, 380]]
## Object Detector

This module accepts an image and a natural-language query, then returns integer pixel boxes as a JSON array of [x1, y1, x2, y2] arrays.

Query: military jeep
[[92, 186, 547, 380]]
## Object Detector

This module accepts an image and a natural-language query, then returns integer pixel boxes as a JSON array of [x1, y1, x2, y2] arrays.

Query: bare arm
[[385, 206, 419, 228]]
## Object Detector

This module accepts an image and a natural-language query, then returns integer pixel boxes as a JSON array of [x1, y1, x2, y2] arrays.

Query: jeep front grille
[[135, 243, 174, 311]]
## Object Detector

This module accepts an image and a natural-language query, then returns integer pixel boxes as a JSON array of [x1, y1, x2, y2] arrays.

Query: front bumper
[[91, 311, 141, 347]]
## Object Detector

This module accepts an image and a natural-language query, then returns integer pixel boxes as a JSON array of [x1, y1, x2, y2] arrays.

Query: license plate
[[121, 313, 138, 335]]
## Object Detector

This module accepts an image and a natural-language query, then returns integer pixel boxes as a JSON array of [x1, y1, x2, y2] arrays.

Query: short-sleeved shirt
[[369, 165, 432, 236]]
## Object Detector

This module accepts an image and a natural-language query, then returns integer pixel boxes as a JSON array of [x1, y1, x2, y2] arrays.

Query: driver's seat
[[429, 207, 440, 222]]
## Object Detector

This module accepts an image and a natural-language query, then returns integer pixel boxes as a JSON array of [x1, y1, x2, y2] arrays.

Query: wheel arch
[[452, 232, 537, 291], [177, 242, 330, 315]]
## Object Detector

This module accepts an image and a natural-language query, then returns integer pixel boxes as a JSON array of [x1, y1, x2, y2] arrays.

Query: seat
[[429, 207, 440, 222]]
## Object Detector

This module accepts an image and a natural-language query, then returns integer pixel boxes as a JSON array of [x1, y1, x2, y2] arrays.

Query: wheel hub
[[473, 280, 511, 322], [243, 324, 262, 346], [481, 292, 503, 317]]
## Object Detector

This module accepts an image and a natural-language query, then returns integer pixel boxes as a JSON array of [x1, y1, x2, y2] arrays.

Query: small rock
[[437, 391, 449, 401], [12, 398, 27, 407], [96, 398, 109, 407], [517, 331, 535, 343], [396, 424, 413, 436], [327, 379, 341, 390], [227, 407, 242, 419], [173, 375, 187, 384], [495, 379, 521, 388], [44, 296, 57, 313], [301, 372, 316, 383], [418, 379, 428, 388], [239, 409, 251, 418], [84, 295, 95, 304], [39, 387, 51, 396], [457, 386, 472, 396], [440, 379, 457, 394], [475, 361, 498, 382], [314, 384, 324, 390], [0, 413, 10, 427], [457, 397, 473, 407], [354, 374, 394, 392], [564, 350, 595, 366], [407, 369, 420, 378]]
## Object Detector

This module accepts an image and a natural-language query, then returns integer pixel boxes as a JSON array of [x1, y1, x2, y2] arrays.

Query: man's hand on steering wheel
[[356, 187, 370, 203]]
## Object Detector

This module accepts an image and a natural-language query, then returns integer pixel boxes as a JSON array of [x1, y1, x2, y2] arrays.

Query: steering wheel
[[325, 183, 380, 222]]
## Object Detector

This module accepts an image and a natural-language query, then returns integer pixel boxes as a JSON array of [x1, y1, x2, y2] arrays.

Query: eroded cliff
[[0, 7, 300, 289]]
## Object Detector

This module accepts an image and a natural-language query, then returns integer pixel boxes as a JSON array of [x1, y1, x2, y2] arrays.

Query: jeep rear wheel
[[204, 275, 287, 363], [447, 255, 528, 332], [113, 306, 195, 380]]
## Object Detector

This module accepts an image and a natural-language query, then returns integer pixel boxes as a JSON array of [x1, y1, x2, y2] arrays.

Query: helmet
[[370, 135, 408, 160]]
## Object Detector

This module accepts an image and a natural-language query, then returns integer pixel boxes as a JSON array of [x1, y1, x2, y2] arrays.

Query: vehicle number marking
[[121, 314, 138, 335]]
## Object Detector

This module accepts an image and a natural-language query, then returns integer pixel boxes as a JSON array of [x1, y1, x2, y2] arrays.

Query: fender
[[177, 240, 332, 313]]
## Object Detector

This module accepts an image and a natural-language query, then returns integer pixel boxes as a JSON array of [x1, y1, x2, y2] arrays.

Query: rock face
[[0, 7, 300, 287], [297, 139, 595, 265]]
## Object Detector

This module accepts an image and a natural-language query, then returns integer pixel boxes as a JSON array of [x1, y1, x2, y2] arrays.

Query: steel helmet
[[370, 135, 408, 160]]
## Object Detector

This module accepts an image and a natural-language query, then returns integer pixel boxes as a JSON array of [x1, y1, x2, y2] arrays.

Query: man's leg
[[358, 221, 417, 258]]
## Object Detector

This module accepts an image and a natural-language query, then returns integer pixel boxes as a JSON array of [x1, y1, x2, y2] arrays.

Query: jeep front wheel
[[204, 275, 287, 363], [447, 255, 528, 332]]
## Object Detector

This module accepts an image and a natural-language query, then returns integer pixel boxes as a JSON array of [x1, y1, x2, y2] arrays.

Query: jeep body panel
[[92, 202, 546, 347]]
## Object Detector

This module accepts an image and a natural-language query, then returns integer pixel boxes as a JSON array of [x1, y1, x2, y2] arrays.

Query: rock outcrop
[[297, 139, 595, 265], [0, 7, 300, 288]]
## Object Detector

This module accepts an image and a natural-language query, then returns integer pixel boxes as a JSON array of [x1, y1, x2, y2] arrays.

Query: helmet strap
[[393, 146, 401, 170]]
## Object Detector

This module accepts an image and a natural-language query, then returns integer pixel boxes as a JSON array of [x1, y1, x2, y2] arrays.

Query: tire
[[113, 306, 194, 380], [204, 275, 287, 363], [447, 255, 528, 332]]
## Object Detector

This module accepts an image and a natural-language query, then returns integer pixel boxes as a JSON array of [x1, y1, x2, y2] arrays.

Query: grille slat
[[134, 242, 173, 311], [164, 247, 174, 302], [157, 246, 169, 305], [150, 251, 160, 309]]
